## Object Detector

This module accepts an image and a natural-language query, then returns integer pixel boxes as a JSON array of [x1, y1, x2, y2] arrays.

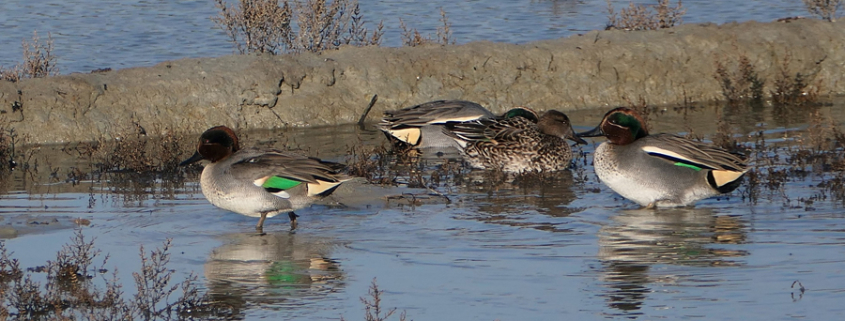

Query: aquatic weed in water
[[0, 231, 231, 320], [340, 278, 407, 321]]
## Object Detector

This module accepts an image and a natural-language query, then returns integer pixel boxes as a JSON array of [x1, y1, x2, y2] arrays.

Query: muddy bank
[[1, 18, 844, 144]]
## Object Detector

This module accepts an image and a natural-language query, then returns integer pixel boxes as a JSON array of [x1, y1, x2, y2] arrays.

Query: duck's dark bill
[[576, 126, 604, 138], [179, 151, 204, 166], [569, 134, 587, 145]]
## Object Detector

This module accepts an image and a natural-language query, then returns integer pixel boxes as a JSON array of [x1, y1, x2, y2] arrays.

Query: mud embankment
[[1, 18, 844, 144]]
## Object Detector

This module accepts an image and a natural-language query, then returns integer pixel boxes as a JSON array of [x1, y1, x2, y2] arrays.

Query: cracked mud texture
[[1, 18, 844, 144]]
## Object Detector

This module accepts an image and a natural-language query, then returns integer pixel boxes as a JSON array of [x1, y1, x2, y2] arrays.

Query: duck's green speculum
[[263, 176, 302, 190]]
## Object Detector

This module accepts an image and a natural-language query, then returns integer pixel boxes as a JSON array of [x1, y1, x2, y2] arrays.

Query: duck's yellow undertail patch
[[710, 170, 745, 187], [306, 180, 343, 197], [388, 128, 421, 145]]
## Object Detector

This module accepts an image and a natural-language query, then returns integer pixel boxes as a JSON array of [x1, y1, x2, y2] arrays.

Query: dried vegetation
[[341, 278, 407, 321], [803, 0, 842, 22], [713, 54, 764, 105], [0, 31, 59, 82], [399, 8, 455, 47], [605, 0, 686, 31], [0, 230, 229, 320], [213, 0, 384, 54], [770, 52, 820, 107], [713, 51, 820, 107], [61, 123, 192, 174]]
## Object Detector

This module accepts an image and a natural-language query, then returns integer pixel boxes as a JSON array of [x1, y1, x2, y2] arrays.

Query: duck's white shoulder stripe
[[641, 146, 692, 163]]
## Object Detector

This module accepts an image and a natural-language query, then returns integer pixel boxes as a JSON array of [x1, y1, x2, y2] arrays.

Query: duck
[[379, 100, 495, 149], [577, 107, 749, 208], [180, 126, 351, 233], [441, 108, 587, 173]]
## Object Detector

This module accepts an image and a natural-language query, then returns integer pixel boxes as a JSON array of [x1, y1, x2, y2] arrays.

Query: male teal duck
[[578, 107, 749, 208], [442, 108, 587, 173], [379, 100, 495, 149], [180, 126, 351, 232]]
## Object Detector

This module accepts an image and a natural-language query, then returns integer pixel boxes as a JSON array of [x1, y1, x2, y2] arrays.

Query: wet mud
[[0, 19, 844, 144]]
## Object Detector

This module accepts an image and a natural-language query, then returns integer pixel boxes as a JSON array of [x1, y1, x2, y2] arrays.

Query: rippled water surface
[[0, 0, 810, 73], [2, 101, 845, 319]]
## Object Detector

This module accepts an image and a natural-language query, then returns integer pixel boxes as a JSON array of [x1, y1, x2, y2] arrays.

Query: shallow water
[[2, 100, 845, 319], [0, 0, 810, 73]]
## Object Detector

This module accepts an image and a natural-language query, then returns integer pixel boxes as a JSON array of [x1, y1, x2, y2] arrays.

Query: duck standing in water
[[180, 126, 351, 233], [379, 100, 495, 149], [577, 107, 748, 208], [442, 108, 587, 173]]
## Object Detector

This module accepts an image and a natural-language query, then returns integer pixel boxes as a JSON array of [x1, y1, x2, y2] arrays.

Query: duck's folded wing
[[230, 151, 348, 197], [640, 134, 748, 172], [381, 100, 488, 128], [442, 118, 525, 144]]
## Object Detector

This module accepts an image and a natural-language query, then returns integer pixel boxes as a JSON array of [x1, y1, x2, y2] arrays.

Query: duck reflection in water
[[204, 232, 344, 318], [595, 207, 748, 317], [453, 170, 580, 231]]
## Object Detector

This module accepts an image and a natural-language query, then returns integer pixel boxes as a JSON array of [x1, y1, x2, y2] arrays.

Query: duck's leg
[[256, 212, 268, 235], [288, 212, 299, 230]]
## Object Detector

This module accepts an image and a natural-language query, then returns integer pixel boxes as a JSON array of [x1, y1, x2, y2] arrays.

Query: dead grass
[[0, 230, 228, 320], [737, 104, 845, 207], [605, 0, 686, 31], [400, 8, 454, 47], [770, 52, 820, 107], [213, 0, 383, 54], [713, 53, 764, 104], [0, 31, 59, 82], [60, 122, 192, 174], [340, 278, 407, 321], [803, 0, 842, 22]]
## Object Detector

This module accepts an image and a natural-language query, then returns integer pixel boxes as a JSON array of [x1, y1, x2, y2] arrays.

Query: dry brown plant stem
[[400, 7, 454, 47], [606, 0, 685, 30], [0, 31, 59, 82], [803, 0, 842, 22], [213, 0, 383, 54]]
